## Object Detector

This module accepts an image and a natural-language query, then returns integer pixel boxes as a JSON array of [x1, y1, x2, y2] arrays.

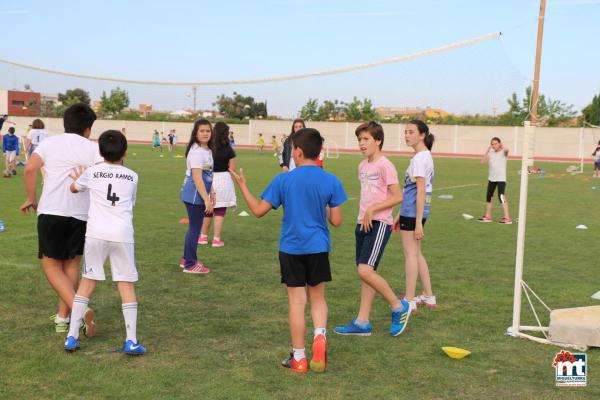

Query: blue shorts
[[355, 221, 392, 270]]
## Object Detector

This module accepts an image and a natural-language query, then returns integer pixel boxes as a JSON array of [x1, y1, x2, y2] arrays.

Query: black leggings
[[486, 181, 506, 204]]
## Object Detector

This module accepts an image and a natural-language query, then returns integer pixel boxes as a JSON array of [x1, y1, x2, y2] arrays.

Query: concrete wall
[[6, 116, 598, 161]]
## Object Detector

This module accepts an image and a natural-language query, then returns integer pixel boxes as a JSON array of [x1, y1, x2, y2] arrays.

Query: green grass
[[1, 145, 599, 399]]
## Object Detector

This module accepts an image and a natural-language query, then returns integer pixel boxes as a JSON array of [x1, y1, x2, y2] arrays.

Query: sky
[[1, 0, 599, 118]]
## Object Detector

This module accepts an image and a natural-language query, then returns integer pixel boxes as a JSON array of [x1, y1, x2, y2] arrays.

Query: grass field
[[1, 144, 599, 399]]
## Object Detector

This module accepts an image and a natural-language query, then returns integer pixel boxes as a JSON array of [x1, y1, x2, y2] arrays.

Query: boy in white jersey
[[334, 122, 410, 337], [64, 130, 146, 355], [478, 137, 512, 224]]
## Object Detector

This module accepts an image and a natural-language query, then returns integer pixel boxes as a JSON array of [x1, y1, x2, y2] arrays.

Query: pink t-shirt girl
[[357, 156, 399, 225]]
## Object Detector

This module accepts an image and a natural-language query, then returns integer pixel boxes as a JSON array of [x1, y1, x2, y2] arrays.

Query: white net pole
[[509, 121, 535, 336]]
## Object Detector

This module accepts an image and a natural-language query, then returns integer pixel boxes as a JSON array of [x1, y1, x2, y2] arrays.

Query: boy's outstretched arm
[[229, 168, 272, 218], [328, 206, 343, 227]]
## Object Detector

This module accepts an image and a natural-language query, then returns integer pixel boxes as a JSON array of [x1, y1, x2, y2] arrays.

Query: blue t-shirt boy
[[261, 165, 347, 254]]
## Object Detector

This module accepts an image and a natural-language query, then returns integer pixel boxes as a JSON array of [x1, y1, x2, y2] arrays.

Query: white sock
[[67, 295, 89, 339], [122, 302, 138, 342], [314, 327, 327, 338], [213, 236, 220, 241], [293, 348, 306, 361], [200, 234, 207, 239]]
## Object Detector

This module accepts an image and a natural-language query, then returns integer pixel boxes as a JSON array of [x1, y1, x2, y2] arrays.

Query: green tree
[[300, 98, 319, 120], [317, 99, 345, 121], [58, 88, 91, 106], [582, 93, 600, 126], [500, 86, 575, 126], [100, 87, 130, 116], [56, 88, 91, 115], [344, 97, 376, 121], [214, 92, 268, 119]]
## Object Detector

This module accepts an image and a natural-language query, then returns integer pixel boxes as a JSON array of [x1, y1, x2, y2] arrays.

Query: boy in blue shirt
[[3, 127, 20, 176], [230, 128, 347, 373]]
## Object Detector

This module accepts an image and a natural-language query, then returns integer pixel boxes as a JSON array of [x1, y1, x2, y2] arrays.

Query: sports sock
[[213, 236, 220, 241], [122, 302, 138, 342], [293, 348, 306, 361], [392, 305, 404, 313], [355, 319, 370, 328], [67, 295, 89, 339], [314, 327, 327, 338]]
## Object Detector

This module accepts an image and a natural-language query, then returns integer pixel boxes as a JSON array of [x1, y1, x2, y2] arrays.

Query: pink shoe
[[416, 293, 437, 308], [477, 216, 493, 223], [198, 235, 208, 245], [211, 239, 224, 247], [498, 217, 513, 225], [179, 258, 185, 268], [183, 261, 210, 274]]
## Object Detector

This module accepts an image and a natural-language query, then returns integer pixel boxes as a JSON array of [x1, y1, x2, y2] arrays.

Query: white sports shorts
[[83, 237, 138, 282], [5, 150, 16, 162]]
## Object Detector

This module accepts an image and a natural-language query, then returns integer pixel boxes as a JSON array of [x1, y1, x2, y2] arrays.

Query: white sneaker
[[416, 293, 437, 308], [400, 296, 418, 312]]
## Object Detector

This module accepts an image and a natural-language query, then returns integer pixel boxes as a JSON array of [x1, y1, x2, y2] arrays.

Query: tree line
[[32, 86, 600, 127]]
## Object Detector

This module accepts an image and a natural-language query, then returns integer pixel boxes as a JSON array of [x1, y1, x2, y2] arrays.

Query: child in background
[[257, 133, 265, 153], [271, 135, 279, 156], [229, 131, 235, 148], [27, 119, 48, 158], [592, 140, 600, 178], [179, 119, 214, 274], [199, 122, 236, 247], [168, 130, 175, 151], [335, 122, 410, 337], [3, 127, 19, 176], [280, 119, 305, 172], [393, 119, 437, 312], [230, 128, 347, 373], [477, 137, 512, 224], [152, 130, 163, 152], [65, 130, 145, 355]]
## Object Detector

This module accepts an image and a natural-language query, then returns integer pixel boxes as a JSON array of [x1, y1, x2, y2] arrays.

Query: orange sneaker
[[281, 352, 309, 373], [309, 334, 327, 373]]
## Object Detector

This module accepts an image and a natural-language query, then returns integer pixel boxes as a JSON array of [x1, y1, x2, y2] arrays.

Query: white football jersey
[[75, 163, 138, 243]]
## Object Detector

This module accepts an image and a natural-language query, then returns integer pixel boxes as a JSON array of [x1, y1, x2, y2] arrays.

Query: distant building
[[200, 110, 224, 118], [41, 93, 60, 105], [170, 109, 193, 117], [376, 106, 449, 119], [139, 104, 153, 117], [0, 89, 42, 116]]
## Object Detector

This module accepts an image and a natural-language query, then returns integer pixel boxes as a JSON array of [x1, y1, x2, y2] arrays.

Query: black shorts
[[595, 161, 600, 171], [486, 181, 506, 203], [279, 251, 331, 287], [355, 221, 392, 270], [38, 214, 86, 260], [399, 216, 427, 231]]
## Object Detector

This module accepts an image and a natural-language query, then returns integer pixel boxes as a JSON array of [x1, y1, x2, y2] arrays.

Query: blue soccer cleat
[[122, 340, 147, 355], [390, 299, 412, 337], [334, 319, 372, 336], [64, 336, 80, 352]]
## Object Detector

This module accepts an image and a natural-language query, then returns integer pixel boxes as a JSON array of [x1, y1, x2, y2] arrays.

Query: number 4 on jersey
[[107, 184, 120, 206]]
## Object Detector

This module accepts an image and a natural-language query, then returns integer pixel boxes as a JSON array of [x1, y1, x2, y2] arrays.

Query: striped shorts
[[355, 221, 392, 270]]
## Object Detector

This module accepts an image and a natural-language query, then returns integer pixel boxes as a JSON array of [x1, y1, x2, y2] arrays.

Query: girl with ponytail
[[393, 119, 436, 315]]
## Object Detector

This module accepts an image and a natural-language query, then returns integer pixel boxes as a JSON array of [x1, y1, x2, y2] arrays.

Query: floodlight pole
[[509, 0, 546, 336]]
